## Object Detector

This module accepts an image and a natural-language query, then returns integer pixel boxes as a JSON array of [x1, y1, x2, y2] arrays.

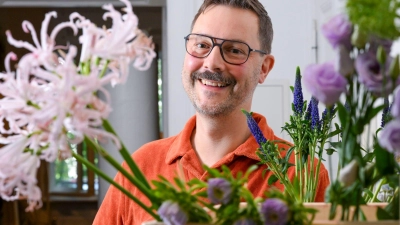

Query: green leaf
[[377, 207, 394, 220], [325, 148, 336, 155], [268, 174, 278, 185], [374, 143, 396, 175]]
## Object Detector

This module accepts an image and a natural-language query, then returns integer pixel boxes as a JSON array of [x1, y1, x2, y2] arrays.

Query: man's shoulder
[[134, 135, 177, 158]]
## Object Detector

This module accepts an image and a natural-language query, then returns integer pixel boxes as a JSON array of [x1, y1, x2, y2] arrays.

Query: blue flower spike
[[242, 109, 267, 147]]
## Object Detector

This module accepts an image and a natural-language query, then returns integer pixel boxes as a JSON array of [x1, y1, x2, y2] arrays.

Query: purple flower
[[322, 14, 352, 49], [242, 110, 267, 147], [310, 97, 320, 131], [381, 97, 390, 128], [261, 198, 290, 225], [391, 86, 400, 118], [157, 200, 188, 225], [355, 52, 394, 97], [293, 67, 304, 115], [233, 218, 257, 225], [368, 36, 393, 56], [207, 178, 233, 204], [303, 62, 347, 106], [378, 119, 400, 157]]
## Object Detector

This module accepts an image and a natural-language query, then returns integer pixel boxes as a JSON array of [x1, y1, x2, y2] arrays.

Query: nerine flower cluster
[[0, 0, 155, 211]]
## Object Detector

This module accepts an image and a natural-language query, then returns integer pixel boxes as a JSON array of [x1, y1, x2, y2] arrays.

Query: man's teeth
[[201, 79, 227, 87]]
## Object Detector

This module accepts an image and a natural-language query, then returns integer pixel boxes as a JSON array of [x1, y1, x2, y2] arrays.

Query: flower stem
[[369, 178, 384, 203], [72, 151, 161, 221], [84, 136, 159, 204], [102, 119, 151, 189]]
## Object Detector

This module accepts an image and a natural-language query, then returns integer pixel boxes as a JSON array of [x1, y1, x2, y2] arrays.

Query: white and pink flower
[[0, 0, 155, 211]]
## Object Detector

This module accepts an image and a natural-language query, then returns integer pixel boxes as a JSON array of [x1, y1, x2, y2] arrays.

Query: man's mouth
[[199, 79, 229, 87]]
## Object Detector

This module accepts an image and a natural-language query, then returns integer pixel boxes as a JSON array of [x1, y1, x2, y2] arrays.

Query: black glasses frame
[[184, 33, 267, 65]]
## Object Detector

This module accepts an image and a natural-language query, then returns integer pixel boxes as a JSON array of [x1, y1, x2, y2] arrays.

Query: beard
[[182, 69, 260, 118]]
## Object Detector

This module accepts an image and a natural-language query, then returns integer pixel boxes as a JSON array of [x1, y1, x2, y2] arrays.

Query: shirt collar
[[165, 112, 275, 165]]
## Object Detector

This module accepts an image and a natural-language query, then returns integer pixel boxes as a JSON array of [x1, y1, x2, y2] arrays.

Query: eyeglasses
[[184, 33, 267, 65]]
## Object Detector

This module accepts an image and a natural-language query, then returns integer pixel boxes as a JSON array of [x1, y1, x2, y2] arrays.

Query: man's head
[[182, 1, 275, 118], [192, 0, 273, 54]]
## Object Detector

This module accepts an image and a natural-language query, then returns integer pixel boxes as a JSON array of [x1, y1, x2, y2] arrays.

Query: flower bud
[[351, 25, 368, 49], [338, 160, 359, 187], [388, 55, 400, 81], [376, 46, 387, 65]]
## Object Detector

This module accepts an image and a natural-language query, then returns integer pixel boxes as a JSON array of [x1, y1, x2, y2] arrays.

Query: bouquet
[[0, 0, 155, 212], [302, 0, 400, 221]]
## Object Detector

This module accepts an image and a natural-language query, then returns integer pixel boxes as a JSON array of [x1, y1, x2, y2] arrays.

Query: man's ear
[[258, 54, 275, 84]]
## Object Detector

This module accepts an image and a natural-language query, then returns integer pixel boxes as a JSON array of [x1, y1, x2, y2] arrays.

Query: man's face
[[182, 5, 272, 117]]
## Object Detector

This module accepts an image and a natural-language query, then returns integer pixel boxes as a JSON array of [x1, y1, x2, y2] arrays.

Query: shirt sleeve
[[315, 166, 330, 202]]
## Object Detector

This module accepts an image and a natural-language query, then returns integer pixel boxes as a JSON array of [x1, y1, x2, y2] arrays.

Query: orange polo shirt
[[93, 113, 330, 225]]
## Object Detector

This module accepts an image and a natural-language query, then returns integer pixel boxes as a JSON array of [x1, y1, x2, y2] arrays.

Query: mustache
[[191, 71, 236, 85]]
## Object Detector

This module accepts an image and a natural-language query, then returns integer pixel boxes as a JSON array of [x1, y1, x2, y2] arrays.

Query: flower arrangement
[[302, 0, 400, 221], [1, 0, 399, 224], [241, 0, 400, 222], [0, 1, 316, 225]]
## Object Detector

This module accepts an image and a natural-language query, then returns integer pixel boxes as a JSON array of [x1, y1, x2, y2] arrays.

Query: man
[[93, 0, 330, 224]]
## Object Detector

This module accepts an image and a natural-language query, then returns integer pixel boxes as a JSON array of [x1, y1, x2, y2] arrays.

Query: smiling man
[[93, 1, 330, 224]]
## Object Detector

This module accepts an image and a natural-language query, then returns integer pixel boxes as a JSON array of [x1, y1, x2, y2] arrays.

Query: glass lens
[[221, 41, 249, 64], [186, 34, 213, 57]]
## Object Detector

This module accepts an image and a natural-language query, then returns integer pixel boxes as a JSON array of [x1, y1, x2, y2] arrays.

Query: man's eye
[[227, 48, 245, 55], [195, 43, 210, 49]]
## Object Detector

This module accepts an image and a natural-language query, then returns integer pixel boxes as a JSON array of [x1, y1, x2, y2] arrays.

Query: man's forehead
[[191, 5, 259, 45]]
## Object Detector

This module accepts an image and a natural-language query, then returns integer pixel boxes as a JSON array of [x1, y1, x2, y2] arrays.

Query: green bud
[[388, 55, 400, 81], [376, 45, 386, 65], [351, 25, 368, 49]]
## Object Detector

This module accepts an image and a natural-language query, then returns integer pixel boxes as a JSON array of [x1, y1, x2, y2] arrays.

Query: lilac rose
[[303, 62, 347, 106], [322, 14, 353, 49], [391, 86, 400, 118], [207, 178, 233, 204], [261, 198, 290, 225], [355, 52, 394, 97], [157, 200, 188, 225], [379, 119, 400, 157]]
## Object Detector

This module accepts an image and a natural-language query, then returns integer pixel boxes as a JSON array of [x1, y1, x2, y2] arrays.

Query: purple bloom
[[381, 97, 390, 128], [293, 67, 304, 115], [368, 36, 393, 56], [391, 86, 400, 118], [261, 198, 290, 225], [310, 97, 320, 131], [303, 62, 347, 106], [322, 14, 352, 49], [242, 110, 267, 147], [304, 99, 313, 121], [157, 200, 188, 225], [207, 178, 233, 204], [378, 119, 400, 157], [355, 52, 394, 97], [233, 218, 257, 225]]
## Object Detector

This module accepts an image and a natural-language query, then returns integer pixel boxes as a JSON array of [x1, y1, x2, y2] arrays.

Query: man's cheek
[[184, 56, 203, 71]]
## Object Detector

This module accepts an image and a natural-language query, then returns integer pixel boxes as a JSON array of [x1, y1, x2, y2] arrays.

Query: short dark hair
[[191, 0, 273, 54]]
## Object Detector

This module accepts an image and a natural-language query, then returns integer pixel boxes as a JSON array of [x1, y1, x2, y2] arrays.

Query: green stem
[[102, 119, 151, 189], [84, 136, 158, 204], [369, 178, 384, 203], [72, 151, 161, 221]]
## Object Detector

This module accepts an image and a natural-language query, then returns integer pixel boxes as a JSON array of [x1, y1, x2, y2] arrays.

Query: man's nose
[[203, 45, 226, 71]]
